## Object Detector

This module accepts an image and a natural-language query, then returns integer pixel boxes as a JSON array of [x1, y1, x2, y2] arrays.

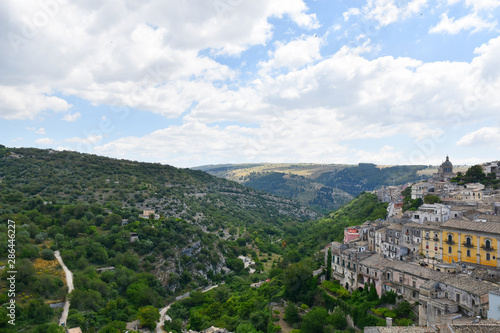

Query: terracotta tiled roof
[[442, 218, 500, 235]]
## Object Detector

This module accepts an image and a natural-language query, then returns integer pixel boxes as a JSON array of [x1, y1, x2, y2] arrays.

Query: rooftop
[[442, 218, 500, 235]]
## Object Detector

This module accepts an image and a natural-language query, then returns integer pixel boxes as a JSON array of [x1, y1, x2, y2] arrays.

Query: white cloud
[[66, 134, 103, 144], [345, 0, 429, 26], [62, 112, 81, 122], [449, 0, 500, 11], [0, 85, 71, 120], [0, 0, 317, 118], [456, 127, 500, 147], [35, 138, 55, 145], [343, 8, 361, 21], [259, 35, 323, 72], [429, 12, 497, 34], [26, 127, 46, 134]]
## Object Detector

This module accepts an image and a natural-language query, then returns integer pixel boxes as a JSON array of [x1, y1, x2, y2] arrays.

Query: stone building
[[433, 156, 456, 182]]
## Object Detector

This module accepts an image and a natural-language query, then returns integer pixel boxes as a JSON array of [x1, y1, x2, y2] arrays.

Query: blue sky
[[1, 0, 499, 167]]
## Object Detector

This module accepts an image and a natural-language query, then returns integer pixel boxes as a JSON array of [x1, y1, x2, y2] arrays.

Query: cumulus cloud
[[62, 112, 81, 122], [344, 0, 429, 26], [0, 85, 71, 120], [93, 33, 500, 166], [35, 138, 55, 145], [259, 35, 323, 72], [26, 127, 46, 134], [0, 0, 318, 118], [66, 134, 103, 144], [456, 127, 500, 147], [449, 0, 500, 11], [429, 12, 497, 34]]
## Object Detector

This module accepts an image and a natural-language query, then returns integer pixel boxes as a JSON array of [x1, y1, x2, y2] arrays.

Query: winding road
[[55, 250, 74, 326], [155, 304, 172, 333]]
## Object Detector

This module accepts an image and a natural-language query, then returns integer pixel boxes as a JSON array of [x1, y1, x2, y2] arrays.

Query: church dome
[[441, 156, 452, 167]]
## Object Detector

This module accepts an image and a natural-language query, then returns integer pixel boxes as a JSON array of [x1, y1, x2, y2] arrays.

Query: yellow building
[[441, 218, 500, 268], [420, 222, 442, 261]]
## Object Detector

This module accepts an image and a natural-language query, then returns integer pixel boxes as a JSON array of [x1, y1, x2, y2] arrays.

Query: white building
[[382, 242, 409, 260], [410, 203, 462, 224], [411, 182, 434, 200]]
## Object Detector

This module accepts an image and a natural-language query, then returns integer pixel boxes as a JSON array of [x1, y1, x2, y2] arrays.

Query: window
[[456, 294, 460, 302], [375, 272, 378, 277], [387, 273, 391, 280], [486, 253, 491, 261], [448, 246, 452, 254], [467, 249, 471, 257], [413, 281, 416, 288], [399, 276, 403, 283], [486, 239, 491, 249], [426, 232, 429, 238], [448, 234, 453, 243], [466, 236, 472, 246], [426, 241, 429, 249]]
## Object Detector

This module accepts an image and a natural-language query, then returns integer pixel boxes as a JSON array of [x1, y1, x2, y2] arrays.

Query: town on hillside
[[323, 157, 500, 331]]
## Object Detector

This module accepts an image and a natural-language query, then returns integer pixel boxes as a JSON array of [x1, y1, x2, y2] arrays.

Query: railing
[[462, 242, 474, 248], [445, 240, 455, 245], [433, 237, 439, 241], [424, 236, 430, 240], [481, 246, 495, 252]]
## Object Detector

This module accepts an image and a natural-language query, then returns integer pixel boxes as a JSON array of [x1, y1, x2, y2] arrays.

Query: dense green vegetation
[[401, 186, 423, 212], [296, 193, 388, 250], [197, 162, 425, 213], [316, 163, 426, 196], [451, 165, 499, 188], [0, 147, 317, 231], [1, 147, 401, 332]]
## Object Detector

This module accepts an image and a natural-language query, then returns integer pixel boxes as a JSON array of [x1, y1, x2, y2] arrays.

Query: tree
[[283, 259, 316, 304], [284, 303, 300, 324], [423, 195, 441, 204], [138, 305, 160, 331], [236, 323, 257, 333], [395, 300, 413, 319], [164, 318, 183, 333], [329, 310, 347, 330], [26, 298, 54, 324], [465, 165, 486, 183], [300, 307, 328, 333], [41, 249, 55, 261]]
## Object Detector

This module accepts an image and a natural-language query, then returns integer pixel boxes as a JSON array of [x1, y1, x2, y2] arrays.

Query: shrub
[[41, 249, 55, 261]]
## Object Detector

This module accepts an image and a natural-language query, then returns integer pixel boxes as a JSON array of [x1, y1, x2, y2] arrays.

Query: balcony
[[433, 237, 439, 241], [424, 236, 430, 240], [462, 242, 474, 248], [481, 246, 495, 252], [445, 240, 455, 245]]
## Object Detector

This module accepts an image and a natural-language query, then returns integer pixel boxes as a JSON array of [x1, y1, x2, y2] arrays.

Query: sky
[[1, 0, 500, 168]]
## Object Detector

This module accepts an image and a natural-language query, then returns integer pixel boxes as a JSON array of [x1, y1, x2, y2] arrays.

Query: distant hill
[[0, 147, 318, 230], [194, 163, 427, 212]]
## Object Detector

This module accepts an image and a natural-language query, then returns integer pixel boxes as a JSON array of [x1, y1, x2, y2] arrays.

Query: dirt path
[[272, 305, 293, 333], [55, 250, 74, 326]]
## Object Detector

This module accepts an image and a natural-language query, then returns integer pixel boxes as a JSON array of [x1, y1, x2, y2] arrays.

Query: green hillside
[[194, 163, 426, 213], [0, 146, 398, 332]]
